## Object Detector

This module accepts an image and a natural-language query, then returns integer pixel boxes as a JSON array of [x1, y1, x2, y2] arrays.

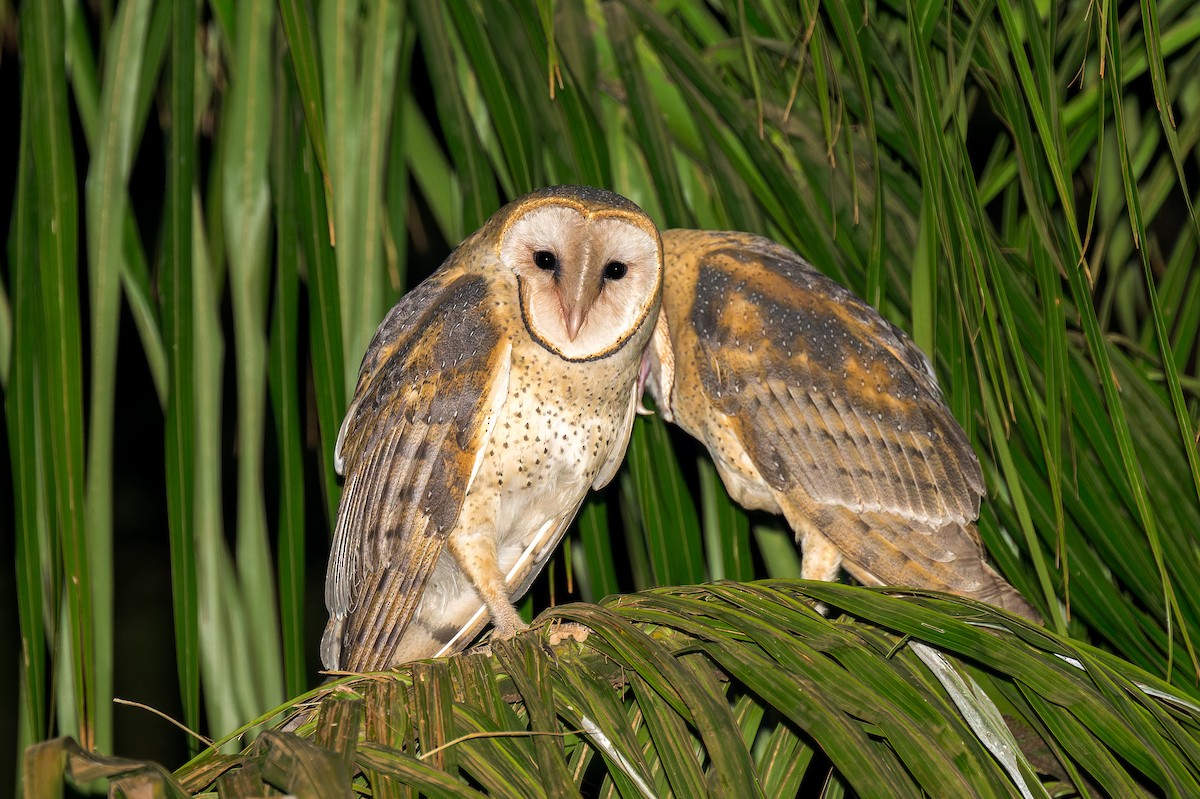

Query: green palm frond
[[27, 583, 1200, 797]]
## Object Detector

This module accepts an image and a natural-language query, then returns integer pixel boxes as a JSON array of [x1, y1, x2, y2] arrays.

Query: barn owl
[[644, 229, 1039, 621], [322, 186, 671, 671]]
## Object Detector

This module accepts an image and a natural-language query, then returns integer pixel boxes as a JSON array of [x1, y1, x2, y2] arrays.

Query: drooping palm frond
[[26, 583, 1200, 797]]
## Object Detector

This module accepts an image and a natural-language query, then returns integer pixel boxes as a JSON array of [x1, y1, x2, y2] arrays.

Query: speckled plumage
[[645, 229, 1039, 620], [323, 186, 666, 671]]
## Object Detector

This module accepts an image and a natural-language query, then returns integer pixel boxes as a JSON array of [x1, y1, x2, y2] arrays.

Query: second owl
[[643, 229, 1039, 621]]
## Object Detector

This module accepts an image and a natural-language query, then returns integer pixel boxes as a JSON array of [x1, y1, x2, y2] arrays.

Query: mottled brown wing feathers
[[324, 272, 510, 672], [832, 511, 1039, 619], [683, 236, 983, 532]]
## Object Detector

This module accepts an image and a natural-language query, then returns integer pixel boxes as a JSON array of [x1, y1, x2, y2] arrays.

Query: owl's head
[[497, 186, 662, 362]]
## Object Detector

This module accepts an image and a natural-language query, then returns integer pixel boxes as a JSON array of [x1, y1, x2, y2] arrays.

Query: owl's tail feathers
[[971, 562, 1043, 623], [841, 548, 1042, 624], [815, 510, 1043, 624], [320, 617, 344, 671]]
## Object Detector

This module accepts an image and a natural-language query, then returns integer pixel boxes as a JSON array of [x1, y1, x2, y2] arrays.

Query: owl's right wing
[[662, 229, 983, 521], [322, 271, 511, 672]]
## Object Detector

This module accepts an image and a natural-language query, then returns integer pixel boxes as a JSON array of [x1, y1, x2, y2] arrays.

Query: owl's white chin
[[517, 275, 654, 362]]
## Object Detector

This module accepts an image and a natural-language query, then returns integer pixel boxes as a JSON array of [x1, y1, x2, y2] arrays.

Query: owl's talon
[[486, 612, 530, 645], [547, 621, 591, 646], [468, 641, 494, 657]]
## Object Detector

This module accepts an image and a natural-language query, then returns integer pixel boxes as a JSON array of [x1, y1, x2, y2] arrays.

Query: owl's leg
[[547, 619, 591, 646], [448, 529, 528, 640], [776, 503, 843, 583], [788, 519, 843, 616], [800, 531, 842, 583]]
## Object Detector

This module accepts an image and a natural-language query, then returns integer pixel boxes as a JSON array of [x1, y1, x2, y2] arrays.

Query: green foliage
[[5, 0, 1200, 793]]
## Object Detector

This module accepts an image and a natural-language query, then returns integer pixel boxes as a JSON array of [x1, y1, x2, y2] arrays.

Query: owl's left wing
[[322, 271, 511, 672]]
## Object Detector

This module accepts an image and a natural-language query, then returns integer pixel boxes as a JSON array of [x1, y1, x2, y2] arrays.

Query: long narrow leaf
[[271, 80, 309, 700], [25, 0, 92, 751], [222, 0, 283, 714], [84, 0, 154, 756], [162, 0, 200, 746], [11, 80, 49, 769]]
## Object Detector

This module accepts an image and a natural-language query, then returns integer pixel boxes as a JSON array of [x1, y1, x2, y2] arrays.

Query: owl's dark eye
[[534, 250, 558, 271], [603, 261, 628, 280]]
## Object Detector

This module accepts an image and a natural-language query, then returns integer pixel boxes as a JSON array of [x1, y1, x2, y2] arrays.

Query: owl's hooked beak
[[559, 267, 603, 341], [563, 304, 589, 340]]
